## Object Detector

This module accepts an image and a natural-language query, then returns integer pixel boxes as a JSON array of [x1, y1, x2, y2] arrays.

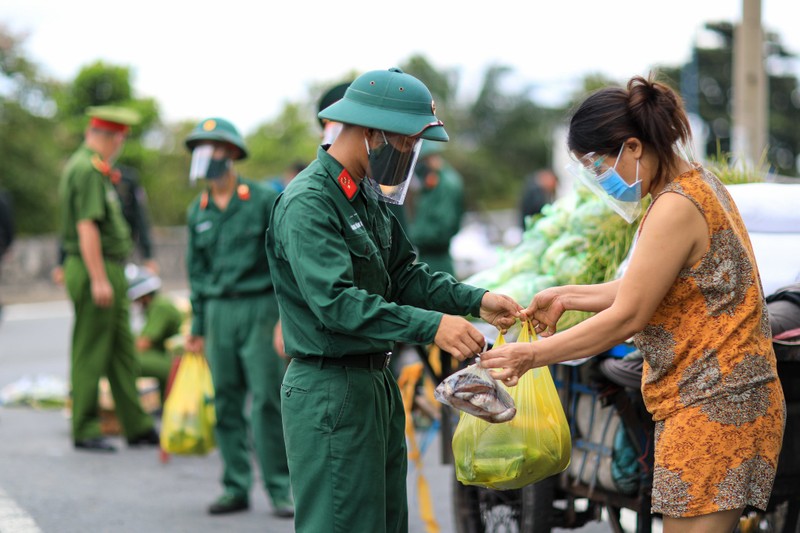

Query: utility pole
[[732, 0, 767, 163]]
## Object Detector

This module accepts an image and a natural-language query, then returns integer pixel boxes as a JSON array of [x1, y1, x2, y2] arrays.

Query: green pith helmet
[[318, 68, 448, 142], [185, 117, 248, 160]]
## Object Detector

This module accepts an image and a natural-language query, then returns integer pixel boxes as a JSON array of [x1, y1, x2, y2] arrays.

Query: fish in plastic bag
[[434, 359, 516, 423]]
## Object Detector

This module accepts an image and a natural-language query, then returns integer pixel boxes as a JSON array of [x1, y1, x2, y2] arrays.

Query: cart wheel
[[452, 475, 556, 533]]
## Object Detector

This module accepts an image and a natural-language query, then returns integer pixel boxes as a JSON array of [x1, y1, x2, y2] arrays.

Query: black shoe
[[74, 437, 117, 452], [127, 428, 160, 447], [272, 504, 294, 518], [208, 494, 249, 515]]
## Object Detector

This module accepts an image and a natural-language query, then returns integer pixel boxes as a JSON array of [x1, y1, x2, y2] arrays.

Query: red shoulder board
[[91, 154, 112, 176], [237, 184, 250, 201], [200, 191, 209, 210], [110, 169, 122, 184], [337, 169, 357, 200]]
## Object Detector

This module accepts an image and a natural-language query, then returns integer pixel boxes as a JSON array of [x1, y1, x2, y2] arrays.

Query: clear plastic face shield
[[189, 144, 232, 183], [364, 130, 422, 204], [566, 144, 643, 223], [322, 120, 344, 145]]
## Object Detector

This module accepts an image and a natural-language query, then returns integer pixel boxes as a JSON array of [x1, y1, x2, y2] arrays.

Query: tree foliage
[[2, 21, 798, 236]]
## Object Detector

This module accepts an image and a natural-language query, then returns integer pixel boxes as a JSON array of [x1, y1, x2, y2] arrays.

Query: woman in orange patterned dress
[[480, 75, 785, 532]]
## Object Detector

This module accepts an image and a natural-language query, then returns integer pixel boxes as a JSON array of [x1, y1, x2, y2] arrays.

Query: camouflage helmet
[[185, 117, 248, 160], [318, 68, 448, 142]]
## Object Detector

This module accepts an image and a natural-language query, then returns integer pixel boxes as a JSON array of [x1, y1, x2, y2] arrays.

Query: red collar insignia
[[200, 191, 209, 210], [237, 184, 250, 201], [337, 169, 357, 200], [91, 154, 113, 177]]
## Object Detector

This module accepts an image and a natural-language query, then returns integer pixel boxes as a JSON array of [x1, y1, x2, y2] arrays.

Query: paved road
[[0, 298, 620, 533]]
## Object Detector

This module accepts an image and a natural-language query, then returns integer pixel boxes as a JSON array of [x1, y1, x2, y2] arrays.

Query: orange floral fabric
[[634, 167, 785, 517]]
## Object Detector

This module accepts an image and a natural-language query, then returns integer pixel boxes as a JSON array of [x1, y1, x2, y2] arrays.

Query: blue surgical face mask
[[596, 144, 642, 202]]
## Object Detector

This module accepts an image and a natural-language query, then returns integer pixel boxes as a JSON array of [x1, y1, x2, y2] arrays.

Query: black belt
[[298, 352, 392, 370], [216, 288, 274, 299]]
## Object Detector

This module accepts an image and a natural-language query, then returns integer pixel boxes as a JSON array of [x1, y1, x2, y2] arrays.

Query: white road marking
[[0, 487, 42, 533]]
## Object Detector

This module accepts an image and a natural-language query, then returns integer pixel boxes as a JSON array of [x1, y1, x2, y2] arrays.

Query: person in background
[[267, 161, 306, 194], [519, 168, 558, 229], [0, 189, 14, 322], [406, 141, 465, 277], [58, 105, 159, 452], [52, 161, 159, 285], [265, 67, 521, 533], [127, 265, 182, 402], [481, 75, 785, 533], [114, 164, 158, 273], [183, 117, 293, 518]]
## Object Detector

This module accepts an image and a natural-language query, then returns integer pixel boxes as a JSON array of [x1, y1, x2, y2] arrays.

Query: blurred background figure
[[0, 189, 14, 322], [113, 163, 158, 274], [267, 160, 306, 194], [126, 264, 183, 402], [519, 168, 559, 228], [52, 161, 158, 285], [183, 117, 293, 518], [59, 105, 158, 452], [406, 141, 465, 277]]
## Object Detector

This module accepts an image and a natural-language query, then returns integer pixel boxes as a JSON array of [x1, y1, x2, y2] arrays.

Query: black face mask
[[367, 139, 409, 186], [205, 157, 230, 180]]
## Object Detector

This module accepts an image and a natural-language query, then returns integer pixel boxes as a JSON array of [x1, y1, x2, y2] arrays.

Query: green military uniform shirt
[[266, 146, 486, 358], [59, 145, 132, 260], [186, 177, 279, 336], [408, 161, 464, 275], [140, 294, 183, 352]]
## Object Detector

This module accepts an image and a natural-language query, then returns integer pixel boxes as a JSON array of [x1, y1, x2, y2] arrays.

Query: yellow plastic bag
[[159, 352, 216, 455], [452, 322, 571, 490]]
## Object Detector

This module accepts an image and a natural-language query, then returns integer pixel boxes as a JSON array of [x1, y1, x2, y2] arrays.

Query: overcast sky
[[4, 0, 800, 134]]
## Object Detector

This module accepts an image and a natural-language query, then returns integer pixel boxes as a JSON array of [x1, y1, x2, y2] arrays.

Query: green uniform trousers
[[281, 359, 408, 533], [204, 293, 291, 507], [64, 256, 153, 441]]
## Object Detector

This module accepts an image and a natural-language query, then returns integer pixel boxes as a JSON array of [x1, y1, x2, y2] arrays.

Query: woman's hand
[[478, 342, 536, 387], [523, 287, 566, 337]]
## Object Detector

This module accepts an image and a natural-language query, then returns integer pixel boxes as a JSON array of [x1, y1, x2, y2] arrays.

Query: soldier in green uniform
[[183, 118, 293, 518], [127, 265, 183, 401], [58, 106, 159, 452], [265, 68, 522, 533], [407, 141, 465, 277]]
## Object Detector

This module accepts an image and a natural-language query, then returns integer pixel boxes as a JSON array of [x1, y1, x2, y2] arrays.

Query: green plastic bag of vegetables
[[452, 322, 571, 490]]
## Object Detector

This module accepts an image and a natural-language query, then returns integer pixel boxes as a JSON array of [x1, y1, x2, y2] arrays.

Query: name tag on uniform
[[196, 221, 213, 233], [348, 214, 365, 233]]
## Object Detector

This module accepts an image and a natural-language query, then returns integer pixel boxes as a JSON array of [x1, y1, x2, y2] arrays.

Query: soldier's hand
[[185, 335, 204, 355], [479, 292, 523, 331], [51, 266, 65, 286], [273, 321, 287, 359], [90, 277, 113, 308], [434, 315, 486, 361]]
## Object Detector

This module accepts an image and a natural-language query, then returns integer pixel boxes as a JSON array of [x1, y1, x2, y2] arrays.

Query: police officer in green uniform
[[265, 68, 522, 533], [183, 118, 293, 518], [127, 266, 183, 401], [58, 106, 159, 452], [407, 141, 465, 276]]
